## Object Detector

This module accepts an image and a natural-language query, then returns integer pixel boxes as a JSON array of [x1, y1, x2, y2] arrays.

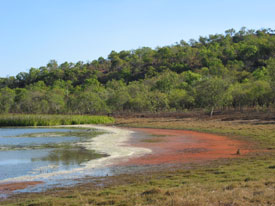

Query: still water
[[0, 128, 79, 147], [0, 128, 108, 189]]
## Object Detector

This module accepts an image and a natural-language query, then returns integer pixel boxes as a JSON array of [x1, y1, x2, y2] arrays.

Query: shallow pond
[[0, 128, 108, 190]]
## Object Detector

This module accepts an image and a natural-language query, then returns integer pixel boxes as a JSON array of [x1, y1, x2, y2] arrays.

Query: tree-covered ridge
[[0, 28, 275, 114]]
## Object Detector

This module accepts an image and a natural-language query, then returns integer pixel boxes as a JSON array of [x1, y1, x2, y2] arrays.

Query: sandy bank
[[67, 125, 152, 167]]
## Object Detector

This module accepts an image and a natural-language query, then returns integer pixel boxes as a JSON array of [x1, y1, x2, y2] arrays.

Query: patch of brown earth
[[0, 181, 43, 194], [122, 128, 251, 165]]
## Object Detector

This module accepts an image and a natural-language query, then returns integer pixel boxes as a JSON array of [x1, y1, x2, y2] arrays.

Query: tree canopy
[[1, 28, 275, 115]]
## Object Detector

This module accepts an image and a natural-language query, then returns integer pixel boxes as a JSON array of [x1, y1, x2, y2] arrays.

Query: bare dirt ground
[[122, 128, 251, 166], [0, 181, 43, 194]]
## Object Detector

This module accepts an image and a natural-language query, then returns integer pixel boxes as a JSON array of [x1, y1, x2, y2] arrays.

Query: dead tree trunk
[[210, 106, 214, 117]]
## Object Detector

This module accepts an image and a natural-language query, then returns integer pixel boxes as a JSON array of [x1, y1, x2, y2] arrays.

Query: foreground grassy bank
[[1, 117, 275, 206], [0, 114, 114, 126]]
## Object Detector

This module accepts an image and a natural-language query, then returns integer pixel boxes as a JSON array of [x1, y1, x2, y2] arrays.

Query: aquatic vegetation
[[12, 129, 104, 139], [0, 128, 105, 151], [0, 114, 114, 127]]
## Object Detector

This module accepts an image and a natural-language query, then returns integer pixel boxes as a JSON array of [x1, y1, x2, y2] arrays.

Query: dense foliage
[[1, 28, 275, 115]]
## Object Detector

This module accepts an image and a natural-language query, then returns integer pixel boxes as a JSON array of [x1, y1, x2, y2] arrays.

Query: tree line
[[0, 27, 275, 115]]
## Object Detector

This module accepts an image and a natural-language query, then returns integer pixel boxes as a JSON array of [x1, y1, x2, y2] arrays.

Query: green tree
[[195, 77, 231, 116], [72, 91, 109, 114], [0, 87, 15, 113], [266, 58, 275, 104], [168, 89, 194, 110], [153, 71, 179, 92], [46, 87, 65, 114], [149, 91, 169, 112]]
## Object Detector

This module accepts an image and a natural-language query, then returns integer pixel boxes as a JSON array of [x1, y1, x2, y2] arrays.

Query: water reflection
[[32, 148, 107, 165]]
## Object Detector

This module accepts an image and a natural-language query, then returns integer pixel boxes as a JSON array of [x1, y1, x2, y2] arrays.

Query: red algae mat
[[123, 128, 250, 165], [0, 181, 43, 194]]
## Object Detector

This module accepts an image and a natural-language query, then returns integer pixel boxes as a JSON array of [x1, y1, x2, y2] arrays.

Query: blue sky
[[0, 0, 274, 77]]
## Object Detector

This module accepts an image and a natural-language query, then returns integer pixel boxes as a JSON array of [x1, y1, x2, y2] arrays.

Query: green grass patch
[[0, 114, 114, 127], [2, 155, 275, 205]]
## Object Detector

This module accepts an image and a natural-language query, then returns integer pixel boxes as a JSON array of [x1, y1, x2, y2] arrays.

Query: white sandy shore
[[0, 125, 151, 183], [68, 124, 152, 168]]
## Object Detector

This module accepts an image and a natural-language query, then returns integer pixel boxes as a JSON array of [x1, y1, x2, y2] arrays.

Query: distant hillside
[[0, 28, 274, 115]]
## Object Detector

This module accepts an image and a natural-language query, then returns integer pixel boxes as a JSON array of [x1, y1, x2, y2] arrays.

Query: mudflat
[[0, 181, 43, 194], [123, 128, 251, 165]]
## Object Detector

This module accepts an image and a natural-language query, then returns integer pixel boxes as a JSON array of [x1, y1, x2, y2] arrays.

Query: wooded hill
[[0, 28, 275, 115]]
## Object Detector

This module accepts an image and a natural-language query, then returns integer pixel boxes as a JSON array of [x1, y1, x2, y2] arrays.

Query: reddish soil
[[0, 181, 43, 194], [123, 128, 251, 165]]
